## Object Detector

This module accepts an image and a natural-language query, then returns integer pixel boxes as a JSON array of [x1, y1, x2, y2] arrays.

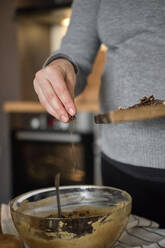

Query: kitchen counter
[[3, 101, 45, 113], [3, 99, 99, 113]]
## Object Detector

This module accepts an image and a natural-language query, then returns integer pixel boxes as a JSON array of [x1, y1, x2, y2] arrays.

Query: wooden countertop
[[3, 101, 45, 113], [3, 100, 99, 113]]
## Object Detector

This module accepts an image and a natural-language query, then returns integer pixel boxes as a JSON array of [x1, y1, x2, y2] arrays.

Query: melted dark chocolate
[[128, 95, 163, 109]]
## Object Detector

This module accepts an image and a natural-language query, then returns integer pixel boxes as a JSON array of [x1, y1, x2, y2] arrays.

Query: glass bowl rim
[[10, 185, 132, 220]]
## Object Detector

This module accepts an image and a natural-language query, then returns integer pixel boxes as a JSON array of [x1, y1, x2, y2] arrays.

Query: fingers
[[66, 71, 76, 100], [37, 86, 58, 118], [34, 78, 69, 122], [44, 67, 76, 116]]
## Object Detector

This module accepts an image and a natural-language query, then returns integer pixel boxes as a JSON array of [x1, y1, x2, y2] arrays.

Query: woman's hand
[[33, 59, 76, 122]]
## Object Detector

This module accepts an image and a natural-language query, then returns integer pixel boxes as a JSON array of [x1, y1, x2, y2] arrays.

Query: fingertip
[[68, 107, 76, 116], [61, 115, 69, 122]]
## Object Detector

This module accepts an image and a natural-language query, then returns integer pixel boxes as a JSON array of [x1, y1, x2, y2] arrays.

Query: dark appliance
[[10, 112, 94, 197], [15, 0, 73, 13]]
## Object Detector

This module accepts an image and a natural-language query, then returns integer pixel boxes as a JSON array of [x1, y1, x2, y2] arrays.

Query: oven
[[9, 112, 94, 197]]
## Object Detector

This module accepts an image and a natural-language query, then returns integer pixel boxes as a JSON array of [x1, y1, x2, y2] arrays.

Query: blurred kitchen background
[[0, 0, 107, 203]]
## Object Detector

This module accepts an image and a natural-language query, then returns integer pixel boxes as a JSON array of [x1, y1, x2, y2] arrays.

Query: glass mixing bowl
[[10, 185, 132, 248]]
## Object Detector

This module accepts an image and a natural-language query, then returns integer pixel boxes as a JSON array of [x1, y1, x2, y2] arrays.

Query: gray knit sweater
[[45, 0, 165, 169]]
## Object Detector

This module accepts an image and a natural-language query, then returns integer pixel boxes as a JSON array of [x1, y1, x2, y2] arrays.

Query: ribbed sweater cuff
[[43, 53, 79, 74]]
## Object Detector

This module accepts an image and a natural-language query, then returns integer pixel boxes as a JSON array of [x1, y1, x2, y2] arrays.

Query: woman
[[33, 0, 165, 227]]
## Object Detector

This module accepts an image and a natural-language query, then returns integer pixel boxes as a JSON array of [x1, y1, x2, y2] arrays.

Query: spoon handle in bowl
[[55, 173, 62, 218]]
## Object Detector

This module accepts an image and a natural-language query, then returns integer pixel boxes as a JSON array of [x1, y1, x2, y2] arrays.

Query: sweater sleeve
[[44, 0, 101, 96]]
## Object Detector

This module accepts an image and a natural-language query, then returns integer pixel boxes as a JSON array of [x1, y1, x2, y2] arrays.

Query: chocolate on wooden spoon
[[95, 95, 165, 124]]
